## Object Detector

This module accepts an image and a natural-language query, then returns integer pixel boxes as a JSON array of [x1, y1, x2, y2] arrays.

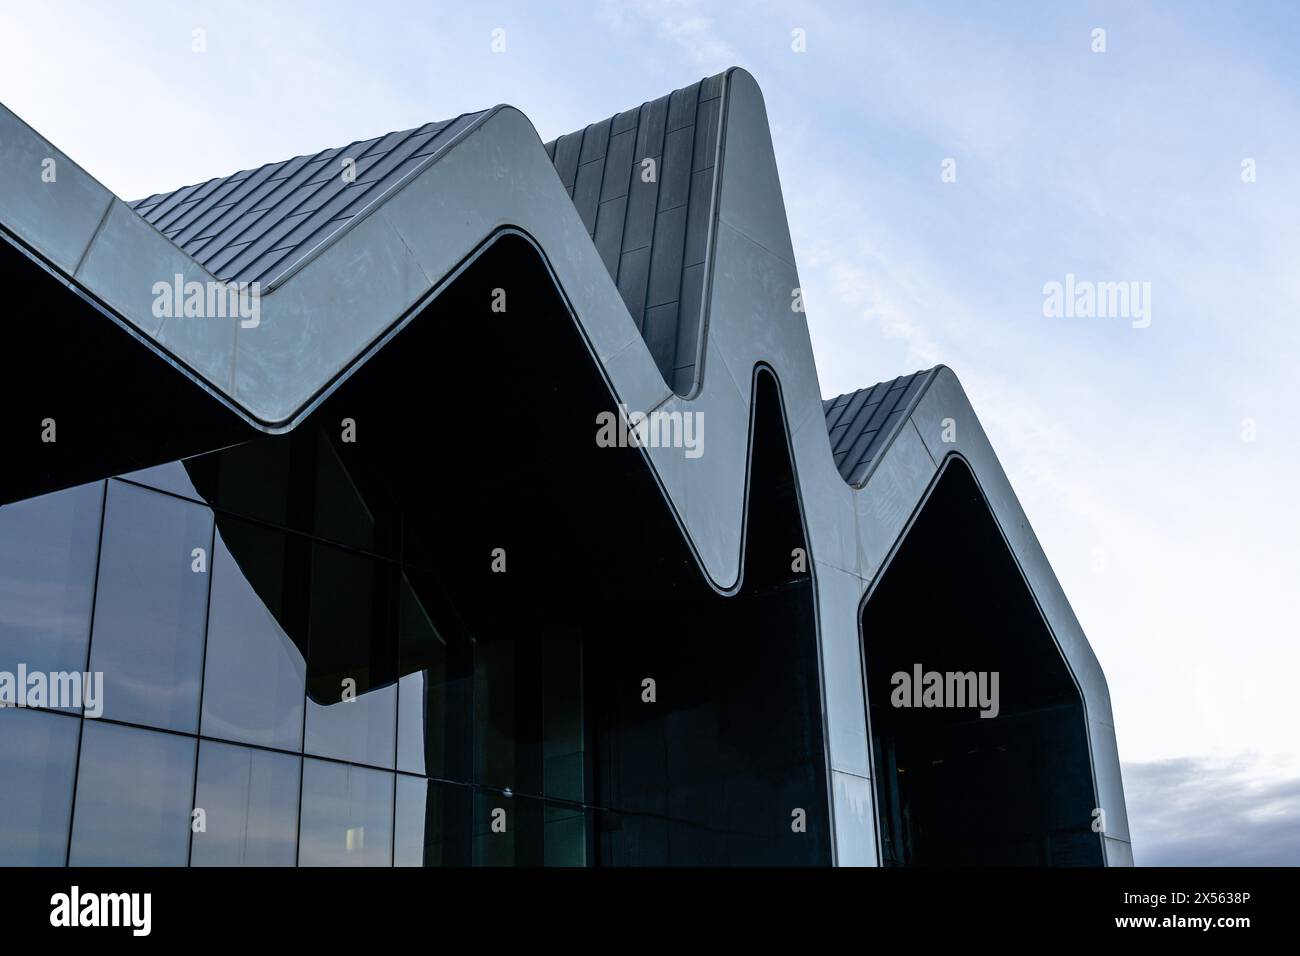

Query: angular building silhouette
[[0, 69, 1130, 866]]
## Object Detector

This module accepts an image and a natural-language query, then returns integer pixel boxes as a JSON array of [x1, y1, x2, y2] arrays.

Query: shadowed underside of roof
[[129, 113, 485, 287], [824, 369, 935, 485]]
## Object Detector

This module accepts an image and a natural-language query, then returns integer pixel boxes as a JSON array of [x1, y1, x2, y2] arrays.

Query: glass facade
[[0, 707, 79, 864], [0, 237, 831, 867], [191, 740, 300, 867], [0, 431, 829, 865], [0, 481, 102, 714], [69, 720, 196, 867], [862, 459, 1104, 866]]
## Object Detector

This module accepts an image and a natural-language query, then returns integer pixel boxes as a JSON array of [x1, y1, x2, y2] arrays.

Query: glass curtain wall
[[0, 235, 830, 867]]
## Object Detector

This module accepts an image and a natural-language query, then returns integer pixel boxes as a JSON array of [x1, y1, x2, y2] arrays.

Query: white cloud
[[596, 0, 742, 70]]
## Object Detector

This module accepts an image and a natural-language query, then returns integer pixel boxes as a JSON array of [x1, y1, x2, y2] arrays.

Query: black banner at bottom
[[0, 866, 1285, 941]]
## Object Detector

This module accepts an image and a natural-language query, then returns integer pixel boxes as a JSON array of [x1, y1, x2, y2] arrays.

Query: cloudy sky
[[2, 1, 1296, 865]]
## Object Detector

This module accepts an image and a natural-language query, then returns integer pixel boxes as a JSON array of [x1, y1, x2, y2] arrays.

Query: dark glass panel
[[298, 758, 393, 866], [184, 434, 295, 530], [593, 808, 670, 866], [201, 516, 307, 750], [303, 543, 397, 768], [543, 803, 588, 867], [0, 481, 103, 712], [191, 740, 300, 867], [473, 637, 514, 791], [185, 427, 399, 559], [467, 790, 574, 868], [0, 708, 79, 864], [543, 630, 584, 803], [312, 430, 376, 553], [90, 481, 213, 732], [471, 790, 544, 867], [393, 774, 471, 867], [69, 721, 195, 866], [396, 568, 472, 781], [474, 635, 543, 795]]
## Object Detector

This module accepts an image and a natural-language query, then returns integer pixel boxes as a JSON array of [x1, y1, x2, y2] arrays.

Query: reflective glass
[[304, 543, 396, 768], [393, 774, 471, 867], [185, 435, 294, 529], [543, 631, 584, 802], [396, 569, 471, 780], [312, 430, 376, 553], [0, 708, 80, 864], [90, 481, 212, 732], [191, 740, 300, 867], [298, 758, 393, 866], [544, 803, 587, 867], [0, 481, 103, 712], [475, 637, 522, 792], [118, 461, 203, 502], [472, 790, 544, 867], [69, 720, 195, 866], [201, 517, 307, 750]]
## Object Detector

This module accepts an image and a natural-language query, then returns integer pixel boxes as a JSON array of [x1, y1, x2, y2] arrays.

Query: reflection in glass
[[191, 741, 300, 867], [185, 435, 294, 531], [304, 543, 396, 768], [0, 708, 80, 864], [0, 481, 103, 711], [397, 570, 471, 780], [313, 430, 376, 552], [69, 721, 195, 866], [119, 461, 203, 501], [201, 518, 307, 750], [394, 774, 471, 867], [298, 758, 393, 866], [90, 481, 213, 733]]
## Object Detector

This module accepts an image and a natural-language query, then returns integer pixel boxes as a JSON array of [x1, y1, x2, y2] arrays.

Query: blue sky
[[2, 0, 1297, 864]]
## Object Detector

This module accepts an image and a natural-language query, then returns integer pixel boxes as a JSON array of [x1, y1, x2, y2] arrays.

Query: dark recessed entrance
[[861, 457, 1102, 866]]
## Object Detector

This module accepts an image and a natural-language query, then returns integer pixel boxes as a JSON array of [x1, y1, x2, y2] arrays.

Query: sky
[[2, 1, 1297, 865]]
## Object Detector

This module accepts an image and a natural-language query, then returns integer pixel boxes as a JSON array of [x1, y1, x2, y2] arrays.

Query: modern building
[[0, 69, 1130, 866]]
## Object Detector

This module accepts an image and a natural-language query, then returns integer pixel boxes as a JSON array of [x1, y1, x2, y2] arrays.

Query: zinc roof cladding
[[823, 369, 936, 486], [125, 78, 933, 488], [128, 113, 484, 287], [129, 74, 726, 395], [543, 72, 725, 395]]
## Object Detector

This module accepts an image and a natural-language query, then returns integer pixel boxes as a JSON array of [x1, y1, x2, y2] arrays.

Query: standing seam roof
[[129, 75, 726, 397], [129, 113, 484, 287], [543, 72, 725, 395], [823, 369, 935, 485]]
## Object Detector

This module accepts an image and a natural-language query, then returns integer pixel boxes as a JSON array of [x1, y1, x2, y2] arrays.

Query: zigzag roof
[[0, 67, 1130, 865]]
